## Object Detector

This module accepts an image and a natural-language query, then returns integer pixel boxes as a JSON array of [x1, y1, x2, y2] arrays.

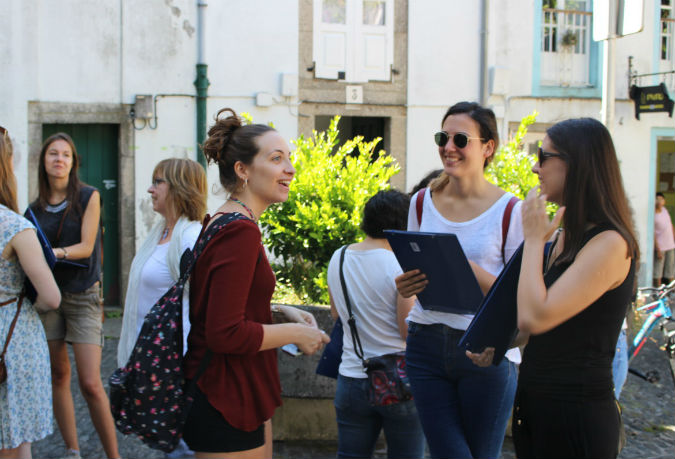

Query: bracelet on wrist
[[62, 248, 68, 259]]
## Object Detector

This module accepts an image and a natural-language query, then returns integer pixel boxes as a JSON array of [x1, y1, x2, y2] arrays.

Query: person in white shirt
[[327, 190, 425, 459], [395, 102, 524, 459], [116, 158, 207, 459]]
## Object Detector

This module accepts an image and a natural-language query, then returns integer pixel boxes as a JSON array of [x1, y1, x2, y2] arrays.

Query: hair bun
[[202, 108, 243, 164]]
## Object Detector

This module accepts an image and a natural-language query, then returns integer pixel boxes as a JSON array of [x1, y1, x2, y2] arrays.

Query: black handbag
[[338, 246, 413, 406]]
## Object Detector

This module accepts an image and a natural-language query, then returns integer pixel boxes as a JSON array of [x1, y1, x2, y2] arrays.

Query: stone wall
[[273, 305, 339, 441]]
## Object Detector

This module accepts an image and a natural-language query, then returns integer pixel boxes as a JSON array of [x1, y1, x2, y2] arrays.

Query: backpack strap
[[501, 196, 519, 263], [415, 188, 426, 227]]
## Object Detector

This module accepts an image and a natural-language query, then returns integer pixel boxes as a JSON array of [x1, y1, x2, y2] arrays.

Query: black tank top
[[518, 224, 635, 401], [28, 185, 102, 293]]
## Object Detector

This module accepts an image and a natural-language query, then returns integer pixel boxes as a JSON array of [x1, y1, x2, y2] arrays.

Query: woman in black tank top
[[29, 133, 119, 459], [513, 118, 639, 458]]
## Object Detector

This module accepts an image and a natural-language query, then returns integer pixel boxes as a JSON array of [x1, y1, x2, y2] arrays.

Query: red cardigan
[[183, 217, 281, 431]]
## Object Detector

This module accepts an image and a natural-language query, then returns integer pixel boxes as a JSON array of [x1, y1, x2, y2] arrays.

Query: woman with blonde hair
[[0, 127, 61, 458], [117, 157, 206, 458], [117, 158, 207, 368]]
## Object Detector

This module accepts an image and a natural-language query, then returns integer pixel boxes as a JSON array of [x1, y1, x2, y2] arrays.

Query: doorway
[[42, 124, 120, 306], [315, 116, 388, 157]]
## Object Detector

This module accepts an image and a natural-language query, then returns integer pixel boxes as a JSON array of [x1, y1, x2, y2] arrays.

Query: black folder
[[384, 230, 484, 315], [458, 243, 524, 365]]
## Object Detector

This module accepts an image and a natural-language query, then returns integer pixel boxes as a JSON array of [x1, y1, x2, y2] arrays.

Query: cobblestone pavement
[[32, 316, 674, 459]]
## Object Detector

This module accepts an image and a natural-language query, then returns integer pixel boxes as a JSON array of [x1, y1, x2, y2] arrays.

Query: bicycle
[[627, 280, 675, 384]]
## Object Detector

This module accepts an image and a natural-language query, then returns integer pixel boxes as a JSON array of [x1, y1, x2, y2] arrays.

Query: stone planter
[[272, 304, 338, 441]]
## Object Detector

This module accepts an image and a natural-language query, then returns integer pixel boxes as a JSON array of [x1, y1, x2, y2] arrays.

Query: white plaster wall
[[405, 0, 482, 189], [0, 0, 299, 245], [489, 0, 535, 97]]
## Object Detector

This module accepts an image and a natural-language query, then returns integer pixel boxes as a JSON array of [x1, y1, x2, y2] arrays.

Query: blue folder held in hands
[[458, 243, 524, 365], [384, 230, 484, 315]]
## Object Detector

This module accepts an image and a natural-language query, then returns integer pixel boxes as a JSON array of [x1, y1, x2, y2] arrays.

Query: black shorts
[[182, 384, 265, 453]]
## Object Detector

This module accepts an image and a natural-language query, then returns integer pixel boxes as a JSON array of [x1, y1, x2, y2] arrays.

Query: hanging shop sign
[[629, 83, 674, 120]]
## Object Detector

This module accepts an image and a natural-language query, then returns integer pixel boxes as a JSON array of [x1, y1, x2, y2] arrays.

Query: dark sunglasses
[[434, 131, 483, 148], [537, 147, 566, 165]]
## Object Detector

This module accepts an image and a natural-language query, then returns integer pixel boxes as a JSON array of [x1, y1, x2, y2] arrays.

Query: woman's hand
[[395, 270, 428, 298], [465, 347, 495, 368], [522, 187, 565, 244], [294, 324, 330, 355], [280, 305, 318, 328]]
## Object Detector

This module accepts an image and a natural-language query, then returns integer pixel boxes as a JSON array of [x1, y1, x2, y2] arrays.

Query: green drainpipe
[[194, 63, 210, 169]]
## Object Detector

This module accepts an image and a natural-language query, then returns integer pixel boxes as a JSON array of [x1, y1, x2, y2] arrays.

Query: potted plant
[[561, 29, 578, 48]]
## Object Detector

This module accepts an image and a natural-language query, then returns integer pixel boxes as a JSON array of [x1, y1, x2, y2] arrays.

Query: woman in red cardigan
[[182, 108, 330, 459]]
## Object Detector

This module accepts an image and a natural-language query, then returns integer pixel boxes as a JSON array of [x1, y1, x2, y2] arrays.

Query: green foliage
[[261, 116, 400, 305], [485, 111, 558, 216]]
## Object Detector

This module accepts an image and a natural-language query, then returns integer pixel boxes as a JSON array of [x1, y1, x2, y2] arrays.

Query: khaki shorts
[[39, 282, 104, 346]]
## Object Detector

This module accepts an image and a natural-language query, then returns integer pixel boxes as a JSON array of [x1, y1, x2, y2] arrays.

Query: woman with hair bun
[[395, 102, 524, 459], [182, 108, 329, 458]]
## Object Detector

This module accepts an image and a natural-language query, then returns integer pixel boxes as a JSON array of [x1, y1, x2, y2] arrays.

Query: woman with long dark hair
[[28, 133, 119, 459], [0, 128, 60, 458], [395, 102, 524, 458], [513, 118, 639, 458]]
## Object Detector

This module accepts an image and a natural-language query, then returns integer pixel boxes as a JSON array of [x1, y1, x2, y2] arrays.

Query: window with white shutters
[[313, 0, 394, 82]]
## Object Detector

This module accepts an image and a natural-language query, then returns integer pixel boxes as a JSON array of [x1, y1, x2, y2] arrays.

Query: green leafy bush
[[485, 111, 539, 199], [485, 111, 558, 215], [261, 116, 400, 305]]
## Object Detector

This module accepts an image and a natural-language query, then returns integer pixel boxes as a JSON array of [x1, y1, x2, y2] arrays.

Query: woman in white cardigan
[[117, 158, 207, 457]]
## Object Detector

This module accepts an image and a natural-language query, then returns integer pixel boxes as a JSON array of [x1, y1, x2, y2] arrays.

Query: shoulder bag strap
[[501, 196, 519, 263], [0, 292, 25, 365], [415, 188, 426, 227], [339, 246, 366, 362]]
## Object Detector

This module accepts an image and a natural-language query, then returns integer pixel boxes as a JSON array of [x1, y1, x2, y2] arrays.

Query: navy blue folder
[[458, 243, 524, 365], [384, 230, 484, 315]]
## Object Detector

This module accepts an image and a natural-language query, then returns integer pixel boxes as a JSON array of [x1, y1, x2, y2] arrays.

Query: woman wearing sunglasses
[[395, 102, 524, 458], [512, 118, 638, 458]]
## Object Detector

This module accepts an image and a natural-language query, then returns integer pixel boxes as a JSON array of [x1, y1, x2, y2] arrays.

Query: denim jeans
[[405, 322, 517, 459], [612, 329, 628, 399], [334, 374, 426, 459]]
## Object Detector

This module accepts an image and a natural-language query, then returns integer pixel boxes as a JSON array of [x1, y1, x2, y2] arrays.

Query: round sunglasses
[[434, 131, 484, 148], [537, 147, 566, 165]]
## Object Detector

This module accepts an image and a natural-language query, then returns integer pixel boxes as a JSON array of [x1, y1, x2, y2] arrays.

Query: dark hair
[[361, 189, 410, 239], [410, 169, 442, 196], [202, 108, 275, 193], [431, 102, 500, 191], [546, 118, 639, 265], [656, 192, 665, 198], [37, 132, 85, 214]]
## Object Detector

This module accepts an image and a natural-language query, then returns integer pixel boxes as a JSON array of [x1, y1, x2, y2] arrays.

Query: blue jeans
[[612, 329, 628, 399], [334, 374, 426, 459], [405, 322, 517, 459]]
